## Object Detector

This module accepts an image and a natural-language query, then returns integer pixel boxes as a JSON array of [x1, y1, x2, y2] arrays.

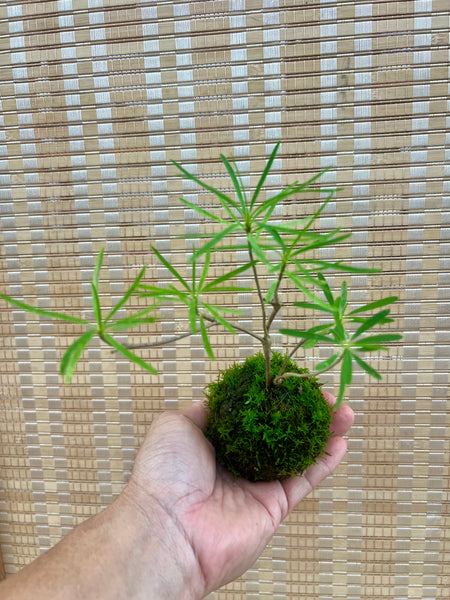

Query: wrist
[[114, 483, 205, 600], [0, 486, 204, 600]]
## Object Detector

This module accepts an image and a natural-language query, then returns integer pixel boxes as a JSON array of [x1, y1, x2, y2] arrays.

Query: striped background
[[0, 1, 449, 598]]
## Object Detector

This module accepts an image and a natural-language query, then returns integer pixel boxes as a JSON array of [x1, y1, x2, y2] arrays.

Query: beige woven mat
[[0, 1, 449, 597]]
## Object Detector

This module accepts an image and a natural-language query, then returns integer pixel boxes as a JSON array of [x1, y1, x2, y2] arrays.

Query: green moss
[[204, 351, 332, 481]]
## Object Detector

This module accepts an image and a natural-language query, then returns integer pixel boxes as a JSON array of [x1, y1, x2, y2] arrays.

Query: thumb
[[180, 400, 208, 430]]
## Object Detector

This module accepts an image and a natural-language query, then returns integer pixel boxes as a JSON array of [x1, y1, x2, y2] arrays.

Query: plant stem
[[114, 316, 264, 351], [247, 244, 267, 326], [202, 314, 264, 343], [266, 291, 281, 331], [266, 261, 287, 331], [276, 339, 306, 381], [272, 371, 311, 384], [247, 242, 272, 388], [274, 351, 345, 386], [107, 323, 217, 350]]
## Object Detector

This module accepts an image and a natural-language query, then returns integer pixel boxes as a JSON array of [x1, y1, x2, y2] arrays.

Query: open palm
[[128, 394, 354, 597]]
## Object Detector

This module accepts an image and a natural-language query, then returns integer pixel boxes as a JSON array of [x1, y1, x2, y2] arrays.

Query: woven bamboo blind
[[0, 0, 449, 597]]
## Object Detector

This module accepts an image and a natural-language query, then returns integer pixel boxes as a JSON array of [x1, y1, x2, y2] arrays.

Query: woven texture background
[[0, 1, 449, 598]]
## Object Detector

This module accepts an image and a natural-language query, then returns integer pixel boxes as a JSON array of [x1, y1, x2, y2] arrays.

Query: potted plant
[[0, 143, 401, 481]]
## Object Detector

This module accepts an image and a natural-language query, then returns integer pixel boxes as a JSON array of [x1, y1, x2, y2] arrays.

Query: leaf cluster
[[171, 143, 402, 407], [174, 143, 345, 272], [0, 246, 252, 381], [138, 247, 254, 360], [1, 250, 159, 382], [0, 143, 402, 408], [279, 273, 401, 405]]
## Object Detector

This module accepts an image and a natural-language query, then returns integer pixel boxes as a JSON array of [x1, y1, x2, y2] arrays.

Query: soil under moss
[[204, 351, 333, 481]]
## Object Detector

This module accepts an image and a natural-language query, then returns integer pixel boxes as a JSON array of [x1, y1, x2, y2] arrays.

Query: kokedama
[[0, 143, 401, 481]]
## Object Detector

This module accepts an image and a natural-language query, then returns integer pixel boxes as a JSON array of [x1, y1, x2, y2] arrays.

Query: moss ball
[[204, 351, 333, 481]]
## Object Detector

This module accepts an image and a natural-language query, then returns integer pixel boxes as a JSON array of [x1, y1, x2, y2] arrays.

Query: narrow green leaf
[[309, 323, 335, 334], [286, 274, 335, 310], [247, 233, 272, 266], [92, 248, 104, 290], [291, 232, 352, 257], [174, 161, 243, 226], [172, 160, 240, 209], [353, 344, 388, 352], [107, 317, 157, 332], [334, 349, 352, 410], [191, 224, 238, 260], [299, 259, 381, 274], [289, 264, 327, 289], [265, 280, 278, 303], [279, 328, 334, 344], [0, 294, 91, 325], [252, 180, 300, 221], [138, 284, 169, 294], [115, 304, 160, 321], [191, 250, 197, 295], [139, 287, 189, 303], [60, 329, 96, 384], [337, 343, 355, 409], [202, 304, 236, 334], [177, 196, 228, 224], [231, 157, 248, 206], [250, 142, 281, 208], [90, 282, 102, 328], [341, 348, 353, 386], [202, 261, 255, 292], [317, 273, 334, 305], [289, 227, 339, 248], [152, 247, 190, 291], [203, 285, 252, 293], [139, 284, 181, 296], [353, 333, 402, 346], [206, 306, 243, 314], [352, 352, 382, 380], [331, 318, 348, 344], [220, 153, 247, 214], [293, 301, 336, 315], [293, 189, 336, 244], [196, 242, 252, 252], [335, 381, 346, 409], [301, 324, 334, 349], [200, 315, 215, 360], [259, 224, 287, 250], [188, 300, 198, 333], [253, 167, 333, 221], [315, 352, 341, 372], [104, 266, 147, 324], [101, 333, 158, 375], [351, 309, 391, 340], [349, 296, 399, 315], [349, 315, 394, 325], [273, 193, 339, 264], [339, 281, 347, 317], [256, 219, 310, 235], [197, 251, 211, 294]]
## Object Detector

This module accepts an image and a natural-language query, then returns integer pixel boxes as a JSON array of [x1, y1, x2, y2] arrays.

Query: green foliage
[[0, 143, 402, 409], [280, 273, 401, 406], [139, 248, 254, 356], [0, 255, 160, 383], [204, 352, 332, 481]]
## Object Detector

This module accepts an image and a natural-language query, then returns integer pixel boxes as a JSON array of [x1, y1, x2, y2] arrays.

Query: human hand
[[0, 394, 353, 600], [124, 393, 354, 598]]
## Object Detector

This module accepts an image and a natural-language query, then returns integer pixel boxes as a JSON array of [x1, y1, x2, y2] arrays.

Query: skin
[[0, 393, 354, 599]]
